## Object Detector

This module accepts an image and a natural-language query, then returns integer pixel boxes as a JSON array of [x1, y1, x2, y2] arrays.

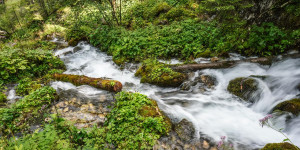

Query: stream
[[51, 41, 300, 149]]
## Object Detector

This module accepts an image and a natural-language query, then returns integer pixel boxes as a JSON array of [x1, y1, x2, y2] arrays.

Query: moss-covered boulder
[[261, 142, 299, 150], [273, 98, 300, 116], [227, 77, 259, 102], [135, 59, 187, 87]]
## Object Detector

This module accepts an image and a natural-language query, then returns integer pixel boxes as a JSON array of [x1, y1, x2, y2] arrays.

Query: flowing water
[[52, 41, 300, 149]]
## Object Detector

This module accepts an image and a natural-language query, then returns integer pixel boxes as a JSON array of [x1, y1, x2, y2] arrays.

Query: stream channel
[[50, 41, 300, 149]]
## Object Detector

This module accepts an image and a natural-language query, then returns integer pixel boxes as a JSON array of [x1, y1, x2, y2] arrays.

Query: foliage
[[0, 48, 65, 85], [16, 77, 42, 96], [0, 92, 7, 104], [1, 92, 171, 150], [244, 23, 298, 56], [85, 92, 171, 149], [1, 115, 87, 150], [135, 59, 186, 87], [0, 86, 58, 134]]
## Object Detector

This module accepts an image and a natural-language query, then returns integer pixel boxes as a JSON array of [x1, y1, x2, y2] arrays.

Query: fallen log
[[53, 74, 122, 92], [171, 53, 300, 73]]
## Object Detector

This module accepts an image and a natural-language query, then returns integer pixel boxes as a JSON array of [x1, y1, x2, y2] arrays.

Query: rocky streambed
[[19, 41, 298, 149]]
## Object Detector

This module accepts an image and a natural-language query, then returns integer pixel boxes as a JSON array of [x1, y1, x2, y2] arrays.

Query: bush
[[244, 23, 297, 56], [0, 86, 58, 134], [85, 92, 171, 149], [0, 48, 64, 85]]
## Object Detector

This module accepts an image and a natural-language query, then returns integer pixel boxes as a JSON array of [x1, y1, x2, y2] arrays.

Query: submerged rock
[[52, 88, 114, 128], [181, 74, 216, 91], [227, 77, 260, 102], [273, 98, 300, 116], [261, 142, 299, 150]]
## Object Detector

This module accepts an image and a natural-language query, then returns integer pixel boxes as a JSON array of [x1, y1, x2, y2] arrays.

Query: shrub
[[0, 86, 58, 134], [0, 48, 64, 85]]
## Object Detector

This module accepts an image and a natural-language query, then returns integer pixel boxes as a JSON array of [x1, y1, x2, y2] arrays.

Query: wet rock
[[261, 142, 299, 150], [73, 46, 83, 53], [174, 119, 195, 142], [210, 57, 219, 62], [154, 118, 216, 150], [272, 98, 300, 116], [249, 75, 268, 80], [200, 75, 216, 88], [227, 77, 260, 102], [181, 74, 216, 91], [52, 88, 114, 128]]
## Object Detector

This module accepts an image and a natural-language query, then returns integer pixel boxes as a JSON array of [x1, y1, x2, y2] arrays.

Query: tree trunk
[[171, 54, 300, 73], [170, 57, 273, 73], [53, 74, 123, 92]]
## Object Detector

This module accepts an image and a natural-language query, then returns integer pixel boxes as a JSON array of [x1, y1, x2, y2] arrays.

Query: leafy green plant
[[16, 78, 42, 96], [85, 92, 171, 149], [0, 48, 64, 85], [0, 86, 58, 134]]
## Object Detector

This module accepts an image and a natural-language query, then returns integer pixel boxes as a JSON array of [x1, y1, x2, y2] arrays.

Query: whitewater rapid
[[52, 42, 300, 149]]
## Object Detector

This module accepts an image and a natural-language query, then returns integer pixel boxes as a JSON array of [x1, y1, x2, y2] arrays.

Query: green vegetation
[[0, 0, 299, 149], [0, 86, 58, 134], [0, 48, 65, 86], [135, 59, 187, 87], [1, 92, 171, 149], [273, 98, 300, 116]]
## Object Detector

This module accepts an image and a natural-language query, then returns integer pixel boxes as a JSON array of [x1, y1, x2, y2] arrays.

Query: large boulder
[[52, 88, 114, 128], [135, 60, 187, 87], [227, 77, 260, 102], [273, 98, 300, 116], [261, 142, 299, 150]]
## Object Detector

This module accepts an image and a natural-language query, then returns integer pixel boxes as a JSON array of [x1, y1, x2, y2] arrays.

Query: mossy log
[[172, 53, 300, 72], [171, 57, 273, 72], [53, 74, 122, 92]]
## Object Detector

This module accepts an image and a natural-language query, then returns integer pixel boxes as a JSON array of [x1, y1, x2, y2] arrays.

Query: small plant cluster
[[1, 92, 171, 149], [0, 86, 58, 135], [217, 136, 234, 150], [259, 114, 300, 150], [0, 48, 65, 86]]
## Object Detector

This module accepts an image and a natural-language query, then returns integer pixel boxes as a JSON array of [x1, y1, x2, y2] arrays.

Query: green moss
[[196, 49, 212, 58], [261, 142, 299, 150], [135, 59, 187, 87], [273, 98, 300, 116], [227, 77, 259, 102]]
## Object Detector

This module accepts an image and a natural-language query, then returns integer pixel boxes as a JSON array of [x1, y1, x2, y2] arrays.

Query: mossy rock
[[227, 77, 259, 102], [196, 50, 212, 58], [135, 59, 187, 87], [273, 98, 300, 116], [261, 142, 299, 150]]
